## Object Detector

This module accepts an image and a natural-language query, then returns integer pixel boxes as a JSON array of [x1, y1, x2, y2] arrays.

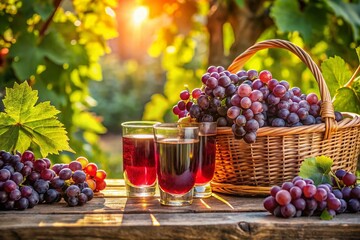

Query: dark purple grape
[[67, 196, 79, 207], [189, 104, 201, 119], [50, 177, 65, 189], [177, 100, 186, 111], [28, 171, 40, 182], [263, 196, 278, 214], [343, 172, 357, 186], [3, 165, 14, 174], [347, 199, 360, 212], [20, 186, 33, 198], [206, 77, 218, 89], [3, 180, 18, 193], [218, 75, 231, 87], [341, 186, 352, 200], [279, 80, 290, 90], [287, 113, 300, 125], [351, 186, 360, 199], [271, 118, 286, 127], [299, 100, 310, 111], [277, 109, 290, 120], [21, 150, 35, 163], [15, 197, 29, 210], [267, 79, 279, 91], [267, 93, 280, 106], [302, 115, 315, 125], [252, 79, 263, 89], [66, 185, 81, 198], [273, 85, 287, 98], [33, 159, 47, 172], [247, 69, 258, 80], [9, 189, 21, 201], [33, 179, 49, 194], [243, 109, 254, 120], [327, 197, 341, 211], [297, 108, 309, 120], [0, 191, 8, 203], [335, 111, 343, 122], [332, 189, 343, 199], [0, 169, 11, 181], [243, 132, 256, 143], [28, 191, 40, 208], [197, 95, 210, 110], [201, 114, 214, 122], [59, 168, 73, 180], [82, 188, 94, 201], [213, 86, 225, 98], [10, 172, 23, 185], [281, 203, 296, 218], [292, 198, 306, 211], [40, 169, 55, 181], [337, 199, 347, 214], [227, 106, 241, 119], [250, 102, 263, 115], [289, 186, 302, 199], [78, 193, 88, 206], [305, 198, 318, 211], [244, 119, 259, 132], [335, 169, 347, 180], [14, 161, 24, 172], [42, 158, 51, 169], [225, 84, 237, 96], [44, 189, 60, 204], [72, 170, 86, 184]]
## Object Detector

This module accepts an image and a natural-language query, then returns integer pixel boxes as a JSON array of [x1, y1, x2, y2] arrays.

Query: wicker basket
[[211, 39, 360, 196]]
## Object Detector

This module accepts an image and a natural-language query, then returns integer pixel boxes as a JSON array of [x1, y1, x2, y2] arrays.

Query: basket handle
[[227, 39, 336, 140]]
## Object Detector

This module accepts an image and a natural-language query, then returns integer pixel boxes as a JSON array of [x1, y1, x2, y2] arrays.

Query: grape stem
[[344, 64, 360, 88], [39, 0, 63, 37], [329, 171, 342, 189]]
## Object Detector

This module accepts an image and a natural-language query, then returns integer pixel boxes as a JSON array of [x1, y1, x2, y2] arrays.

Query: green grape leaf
[[326, 0, 360, 41], [0, 82, 74, 157], [299, 156, 333, 185], [33, 0, 54, 20], [9, 32, 44, 80], [321, 56, 352, 98], [270, 0, 327, 44], [333, 87, 360, 114], [40, 31, 69, 65], [320, 209, 333, 220]]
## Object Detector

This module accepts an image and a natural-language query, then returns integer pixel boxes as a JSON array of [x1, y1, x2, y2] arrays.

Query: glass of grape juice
[[193, 122, 217, 198], [121, 121, 160, 197], [153, 123, 200, 206]]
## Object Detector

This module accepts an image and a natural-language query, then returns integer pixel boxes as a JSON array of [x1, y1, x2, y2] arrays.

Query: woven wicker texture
[[211, 39, 360, 196]]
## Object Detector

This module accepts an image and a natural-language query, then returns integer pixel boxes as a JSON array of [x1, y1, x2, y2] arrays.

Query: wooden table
[[1, 179, 359, 240]]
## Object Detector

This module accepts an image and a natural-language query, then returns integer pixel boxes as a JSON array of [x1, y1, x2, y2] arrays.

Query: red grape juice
[[156, 138, 199, 195], [195, 134, 216, 185], [122, 134, 156, 187]]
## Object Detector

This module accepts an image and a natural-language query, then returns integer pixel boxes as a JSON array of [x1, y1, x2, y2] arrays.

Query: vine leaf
[[299, 156, 333, 185], [0, 82, 74, 157]]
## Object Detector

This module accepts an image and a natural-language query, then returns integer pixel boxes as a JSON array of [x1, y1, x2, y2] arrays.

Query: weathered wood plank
[[1, 212, 359, 240], [1, 179, 359, 240]]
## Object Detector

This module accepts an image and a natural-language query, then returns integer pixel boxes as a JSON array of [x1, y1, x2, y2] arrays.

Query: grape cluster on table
[[173, 66, 343, 143], [0, 150, 107, 210], [263, 170, 360, 218]]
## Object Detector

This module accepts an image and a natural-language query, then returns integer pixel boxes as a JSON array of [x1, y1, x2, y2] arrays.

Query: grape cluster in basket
[[173, 66, 343, 143], [0, 150, 107, 210], [263, 170, 359, 218]]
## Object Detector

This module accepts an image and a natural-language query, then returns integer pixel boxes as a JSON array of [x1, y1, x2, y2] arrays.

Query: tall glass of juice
[[153, 123, 199, 206], [193, 122, 217, 198], [121, 121, 160, 197]]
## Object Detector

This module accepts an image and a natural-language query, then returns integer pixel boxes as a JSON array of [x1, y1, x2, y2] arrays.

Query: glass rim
[[153, 122, 199, 130], [121, 121, 161, 128]]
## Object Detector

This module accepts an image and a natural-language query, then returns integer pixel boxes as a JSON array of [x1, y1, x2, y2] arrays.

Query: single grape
[[227, 106, 241, 119], [314, 188, 328, 202], [259, 70, 272, 83], [44, 189, 60, 204], [279, 80, 290, 90], [66, 185, 81, 198], [180, 90, 190, 100], [267, 79, 279, 91], [306, 93, 318, 105], [82, 187, 94, 201], [50, 177, 65, 189], [263, 196, 278, 214], [59, 168, 73, 180], [271, 118, 286, 127], [281, 203, 296, 218], [11, 172, 23, 185], [67, 196, 79, 207], [292, 198, 306, 211], [275, 190, 292, 206], [335, 169, 347, 180], [289, 186, 302, 200], [94, 170, 107, 182], [15, 197, 29, 210], [9, 189, 22, 201], [191, 88, 202, 99], [0, 169, 11, 181], [332, 189, 343, 199], [40, 169, 55, 181], [273, 85, 287, 98], [69, 161, 83, 172], [350, 186, 360, 199], [335, 111, 343, 122], [327, 197, 341, 211], [76, 156, 89, 169], [343, 172, 357, 186], [72, 170, 86, 184], [250, 102, 263, 115], [347, 199, 360, 213], [305, 198, 318, 211], [33, 159, 47, 172], [33, 179, 49, 194], [270, 185, 281, 198], [244, 119, 259, 132], [337, 199, 347, 214], [237, 84, 252, 97], [20, 186, 33, 198], [21, 150, 35, 163], [197, 96, 210, 110], [3, 180, 18, 193], [240, 97, 252, 109], [95, 179, 106, 191], [303, 184, 317, 198]]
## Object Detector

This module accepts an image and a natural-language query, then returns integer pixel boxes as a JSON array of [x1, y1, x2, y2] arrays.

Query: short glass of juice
[[121, 121, 160, 197], [193, 122, 217, 198], [153, 123, 200, 206]]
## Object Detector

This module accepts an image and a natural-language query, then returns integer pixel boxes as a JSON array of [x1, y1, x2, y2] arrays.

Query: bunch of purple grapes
[[263, 170, 359, 218], [0, 150, 94, 210], [173, 66, 344, 144]]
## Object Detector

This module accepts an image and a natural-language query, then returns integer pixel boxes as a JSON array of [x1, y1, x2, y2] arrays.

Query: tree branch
[[39, 0, 63, 37]]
